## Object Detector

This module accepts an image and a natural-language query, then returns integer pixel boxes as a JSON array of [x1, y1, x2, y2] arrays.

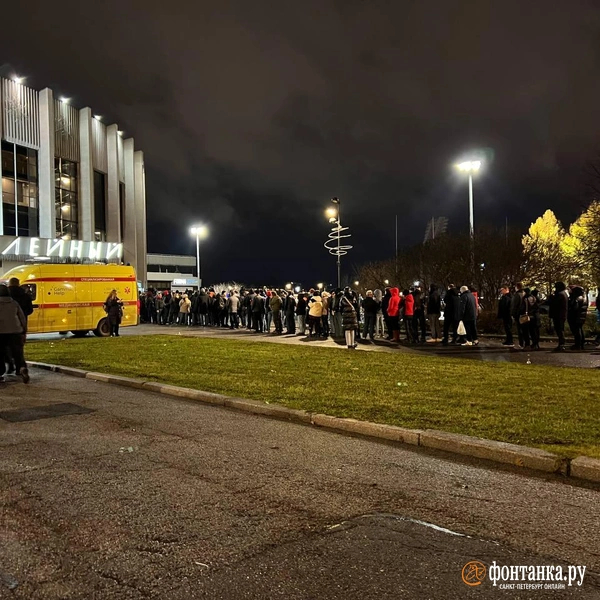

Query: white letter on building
[[1, 238, 20, 256], [29, 237, 41, 257]]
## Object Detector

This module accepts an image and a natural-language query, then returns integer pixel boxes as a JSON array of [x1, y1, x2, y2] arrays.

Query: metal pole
[[195, 234, 201, 289], [395, 214, 398, 279], [337, 214, 341, 288], [469, 173, 475, 277], [468, 174, 474, 238]]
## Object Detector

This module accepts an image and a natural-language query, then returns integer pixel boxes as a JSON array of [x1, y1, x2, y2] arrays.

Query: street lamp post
[[324, 197, 351, 288], [190, 225, 208, 289], [456, 160, 482, 277]]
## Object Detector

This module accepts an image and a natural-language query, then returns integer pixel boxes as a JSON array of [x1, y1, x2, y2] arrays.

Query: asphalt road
[[0, 370, 599, 599]]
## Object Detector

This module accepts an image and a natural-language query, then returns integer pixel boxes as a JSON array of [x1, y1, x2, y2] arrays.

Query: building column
[[78, 107, 94, 240], [106, 124, 120, 242], [123, 138, 137, 273], [134, 150, 147, 287], [38, 88, 55, 239]]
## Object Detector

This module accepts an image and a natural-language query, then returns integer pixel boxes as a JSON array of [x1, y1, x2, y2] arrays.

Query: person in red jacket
[[401, 289, 416, 343], [386, 287, 401, 341]]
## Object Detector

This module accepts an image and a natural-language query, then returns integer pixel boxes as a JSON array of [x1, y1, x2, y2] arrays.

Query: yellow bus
[[1, 263, 139, 337]]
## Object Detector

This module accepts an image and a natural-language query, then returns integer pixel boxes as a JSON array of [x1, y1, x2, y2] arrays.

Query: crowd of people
[[139, 281, 597, 352]]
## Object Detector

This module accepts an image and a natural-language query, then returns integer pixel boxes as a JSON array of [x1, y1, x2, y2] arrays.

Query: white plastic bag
[[457, 320, 466, 336]]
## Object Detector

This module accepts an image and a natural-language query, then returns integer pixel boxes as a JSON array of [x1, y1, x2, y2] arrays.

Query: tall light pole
[[456, 160, 482, 277], [190, 225, 208, 289], [324, 197, 351, 288]]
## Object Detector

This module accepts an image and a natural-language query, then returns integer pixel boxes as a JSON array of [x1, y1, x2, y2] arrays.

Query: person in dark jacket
[[104, 290, 124, 337], [510, 282, 526, 349], [497, 285, 513, 346], [548, 282, 569, 352], [567, 285, 588, 350], [441, 285, 459, 345], [459, 285, 478, 345], [426, 284, 442, 342], [252, 292, 266, 333], [285, 292, 297, 334], [527, 289, 541, 350], [8, 278, 33, 321], [412, 286, 426, 343], [0, 285, 29, 383], [361, 290, 379, 342], [295, 293, 308, 335]]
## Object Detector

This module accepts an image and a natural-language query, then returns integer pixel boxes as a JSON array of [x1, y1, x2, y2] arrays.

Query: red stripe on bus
[[29, 277, 136, 283], [38, 301, 138, 309]]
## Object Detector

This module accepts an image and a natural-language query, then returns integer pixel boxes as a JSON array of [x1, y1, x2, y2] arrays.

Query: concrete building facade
[[0, 77, 147, 285]]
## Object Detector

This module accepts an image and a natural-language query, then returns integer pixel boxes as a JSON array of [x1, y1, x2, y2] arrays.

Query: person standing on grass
[[340, 289, 358, 349], [426, 283, 442, 342], [0, 285, 29, 384], [567, 285, 588, 351], [459, 286, 478, 346], [497, 286, 514, 346], [104, 290, 124, 337]]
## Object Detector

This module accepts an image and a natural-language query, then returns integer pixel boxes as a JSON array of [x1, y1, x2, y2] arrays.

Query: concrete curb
[[570, 456, 600, 483], [27, 362, 598, 484], [419, 430, 567, 474]]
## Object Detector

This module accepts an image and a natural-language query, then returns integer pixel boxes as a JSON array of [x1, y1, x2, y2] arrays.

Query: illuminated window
[[1, 141, 38, 237], [55, 158, 78, 239]]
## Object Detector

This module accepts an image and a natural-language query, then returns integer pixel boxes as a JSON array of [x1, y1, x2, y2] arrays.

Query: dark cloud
[[2, 0, 600, 284]]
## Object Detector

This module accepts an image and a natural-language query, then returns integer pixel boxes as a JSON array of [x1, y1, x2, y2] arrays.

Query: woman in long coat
[[104, 290, 124, 337], [340, 289, 358, 349]]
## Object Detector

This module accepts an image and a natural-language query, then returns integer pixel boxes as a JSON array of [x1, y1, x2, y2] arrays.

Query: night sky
[[2, 1, 600, 286]]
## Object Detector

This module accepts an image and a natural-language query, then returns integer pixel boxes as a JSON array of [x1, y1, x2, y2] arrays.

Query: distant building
[[0, 77, 147, 285], [147, 254, 198, 290]]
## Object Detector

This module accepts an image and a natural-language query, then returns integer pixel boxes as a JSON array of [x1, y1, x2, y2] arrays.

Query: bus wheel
[[94, 318, 111, 337], [71, 330, 90, 338], [58, 331, 69, 335]]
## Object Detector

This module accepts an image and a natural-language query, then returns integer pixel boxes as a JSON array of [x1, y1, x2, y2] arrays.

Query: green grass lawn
[[26, 335, 600, 459]]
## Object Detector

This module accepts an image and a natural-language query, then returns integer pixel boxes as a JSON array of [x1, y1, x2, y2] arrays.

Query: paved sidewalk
[[116, 324, 600, 369]]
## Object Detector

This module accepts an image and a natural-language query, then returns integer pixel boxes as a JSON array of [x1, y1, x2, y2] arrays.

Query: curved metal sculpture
[[324, 218, 352, 288], [324, 222, 352, 257]]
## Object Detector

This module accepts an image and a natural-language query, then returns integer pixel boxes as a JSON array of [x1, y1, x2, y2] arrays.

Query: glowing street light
[[317, 283, 323, 290], [285, 283, 292, 291], [13, 76, 24, 84], [384, 279, 389, 285], [190, 224, 209, 289]]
